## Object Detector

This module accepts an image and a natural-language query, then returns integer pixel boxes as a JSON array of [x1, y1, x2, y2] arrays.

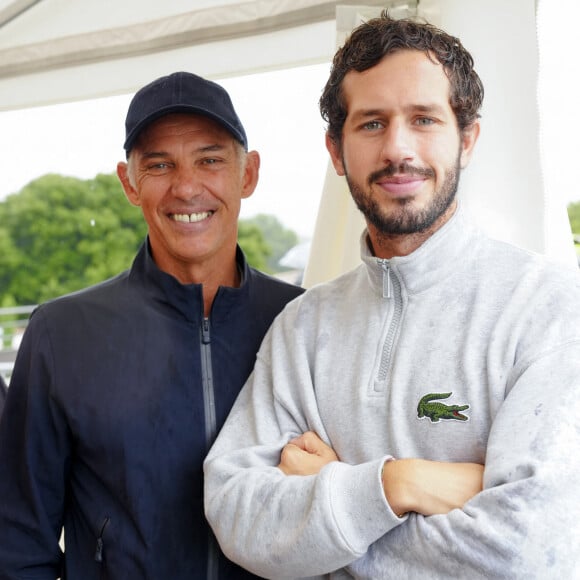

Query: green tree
[[0, 173, 146, 305], [237, 222, 271, 272], [241, 214, 299, 272], [567, 201, 580, 235]]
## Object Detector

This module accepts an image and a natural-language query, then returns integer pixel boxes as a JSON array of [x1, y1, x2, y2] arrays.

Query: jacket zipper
[[201, 317, 217, 450], [94, 516, 110, 563], [200, 317, 218, 580], [375, 260, 403, 389]]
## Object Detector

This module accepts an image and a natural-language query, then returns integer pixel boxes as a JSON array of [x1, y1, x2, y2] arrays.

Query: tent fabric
[[0, 0, 407, 110], [0, 1, 372, 78]]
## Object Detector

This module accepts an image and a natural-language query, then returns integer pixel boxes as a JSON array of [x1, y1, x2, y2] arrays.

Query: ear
[[459, 121, 480, 169], [325, 132, 346, 176], [240, 150, 260, 200], [117, 161, 141, 207]]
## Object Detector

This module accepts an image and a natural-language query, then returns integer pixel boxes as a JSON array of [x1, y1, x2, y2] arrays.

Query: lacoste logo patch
[[417, 392, 470, 423]]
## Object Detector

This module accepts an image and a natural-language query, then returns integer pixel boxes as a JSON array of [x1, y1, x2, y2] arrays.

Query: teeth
[[172, 212, 212, 223]]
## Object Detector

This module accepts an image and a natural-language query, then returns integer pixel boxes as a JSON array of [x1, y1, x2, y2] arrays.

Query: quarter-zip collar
[[361, 202, 479, 297]]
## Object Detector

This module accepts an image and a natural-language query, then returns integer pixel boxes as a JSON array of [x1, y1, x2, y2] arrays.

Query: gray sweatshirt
[[205, 205, 580, 579]]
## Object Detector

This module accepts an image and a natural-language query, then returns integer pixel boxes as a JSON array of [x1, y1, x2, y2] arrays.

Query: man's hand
[[277, 432, 483, 517], [382, 458, 484, 517], [278, 431, 338, 476]]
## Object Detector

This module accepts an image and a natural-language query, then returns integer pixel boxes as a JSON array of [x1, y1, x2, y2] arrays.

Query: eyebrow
[[350, 103, 448, 120], [198, 143, 227, 153], [351, 108, 384, 121], [140, 151, 169, 160], [410, 104, 447, 115]]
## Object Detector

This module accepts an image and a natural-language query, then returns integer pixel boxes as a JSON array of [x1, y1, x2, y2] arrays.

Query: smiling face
[[117, 113, 259, 283], [326, 49, 479, 257]]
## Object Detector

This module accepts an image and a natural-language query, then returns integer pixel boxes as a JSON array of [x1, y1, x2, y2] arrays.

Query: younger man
[[205, 14, 580, 578]]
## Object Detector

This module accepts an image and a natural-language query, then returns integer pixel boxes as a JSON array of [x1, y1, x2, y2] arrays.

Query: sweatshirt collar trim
[[361, 203, 479, 296]]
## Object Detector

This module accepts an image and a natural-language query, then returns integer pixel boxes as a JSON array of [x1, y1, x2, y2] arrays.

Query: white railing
[[0, 305, 36, 384]]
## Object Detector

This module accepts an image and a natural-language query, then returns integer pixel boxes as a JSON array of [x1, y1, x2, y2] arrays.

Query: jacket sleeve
[[345, 342, 580, 578], [0, 309, 68, 579], [204, 308, 404, 579]]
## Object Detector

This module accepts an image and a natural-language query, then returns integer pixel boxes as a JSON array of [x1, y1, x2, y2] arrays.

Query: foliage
[[567, 202, 580, 256], [0, 173, 146, 305], [241, 214, 299, 272], [0, 173, 300, 306], [237, 222, 271, 272], [567, 201, 580, 235]]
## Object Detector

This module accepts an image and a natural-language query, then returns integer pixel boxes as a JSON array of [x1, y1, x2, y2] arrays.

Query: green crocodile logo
[[417, 392, 470, 423]]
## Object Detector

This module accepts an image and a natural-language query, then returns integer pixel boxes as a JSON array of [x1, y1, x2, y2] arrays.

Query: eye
[[415, 117, 436, 126], [200, 156, 227, 168], [143, 161, 172, 174], [362, 120, 383, 131]]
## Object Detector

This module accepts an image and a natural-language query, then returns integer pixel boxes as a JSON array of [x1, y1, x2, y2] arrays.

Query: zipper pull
[[381, 261, 392, 299], [95, 516, 110, 563], [94, 538, 103, 563], [202, 317, 211, 344]]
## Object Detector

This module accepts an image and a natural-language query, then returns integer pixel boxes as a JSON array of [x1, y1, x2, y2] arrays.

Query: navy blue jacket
[[0, 241, 303, 579]]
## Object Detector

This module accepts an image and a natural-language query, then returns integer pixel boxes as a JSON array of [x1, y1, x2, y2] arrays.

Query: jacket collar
[[361, 202, 480, 296], [129, 239, 252, 322]]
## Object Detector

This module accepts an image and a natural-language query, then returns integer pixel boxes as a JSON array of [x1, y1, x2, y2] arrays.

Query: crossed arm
[[278, 431, 483, 517]]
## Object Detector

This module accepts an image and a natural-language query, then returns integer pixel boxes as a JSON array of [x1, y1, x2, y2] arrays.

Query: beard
[[345, 154, 461, 236]]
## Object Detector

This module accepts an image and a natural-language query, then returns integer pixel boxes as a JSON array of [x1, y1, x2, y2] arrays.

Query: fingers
[[278, 433, 339, 476], [288, 431, 320, 450], [289, 431, 338, 461], [278, 443, 322, 476], [278, 443, 302, 475], [280, 442, 305, 464]]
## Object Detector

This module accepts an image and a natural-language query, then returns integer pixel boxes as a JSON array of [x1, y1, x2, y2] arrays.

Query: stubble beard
[[345, 154, 462, 237]]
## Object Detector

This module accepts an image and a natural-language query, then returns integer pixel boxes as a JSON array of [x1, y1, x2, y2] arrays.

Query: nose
[[171, 164, 203, 200], [380, 120, 415, 166]]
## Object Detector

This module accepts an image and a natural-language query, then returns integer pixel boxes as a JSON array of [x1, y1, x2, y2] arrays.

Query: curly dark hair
[[320, 11, 484, 144]]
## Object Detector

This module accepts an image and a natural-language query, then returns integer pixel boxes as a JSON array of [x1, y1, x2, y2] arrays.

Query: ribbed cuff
[[327, 457, 407, 554]]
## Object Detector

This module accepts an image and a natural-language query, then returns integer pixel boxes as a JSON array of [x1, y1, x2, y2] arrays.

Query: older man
[[0, 72, 302, 579]]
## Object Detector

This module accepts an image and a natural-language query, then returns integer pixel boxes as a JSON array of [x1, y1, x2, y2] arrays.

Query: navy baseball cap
[[123, 71, 248, 152]]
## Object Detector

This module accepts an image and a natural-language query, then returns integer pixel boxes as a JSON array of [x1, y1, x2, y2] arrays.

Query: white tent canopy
[[0, 0, 577, 286], [0, 0, 411, 109]]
